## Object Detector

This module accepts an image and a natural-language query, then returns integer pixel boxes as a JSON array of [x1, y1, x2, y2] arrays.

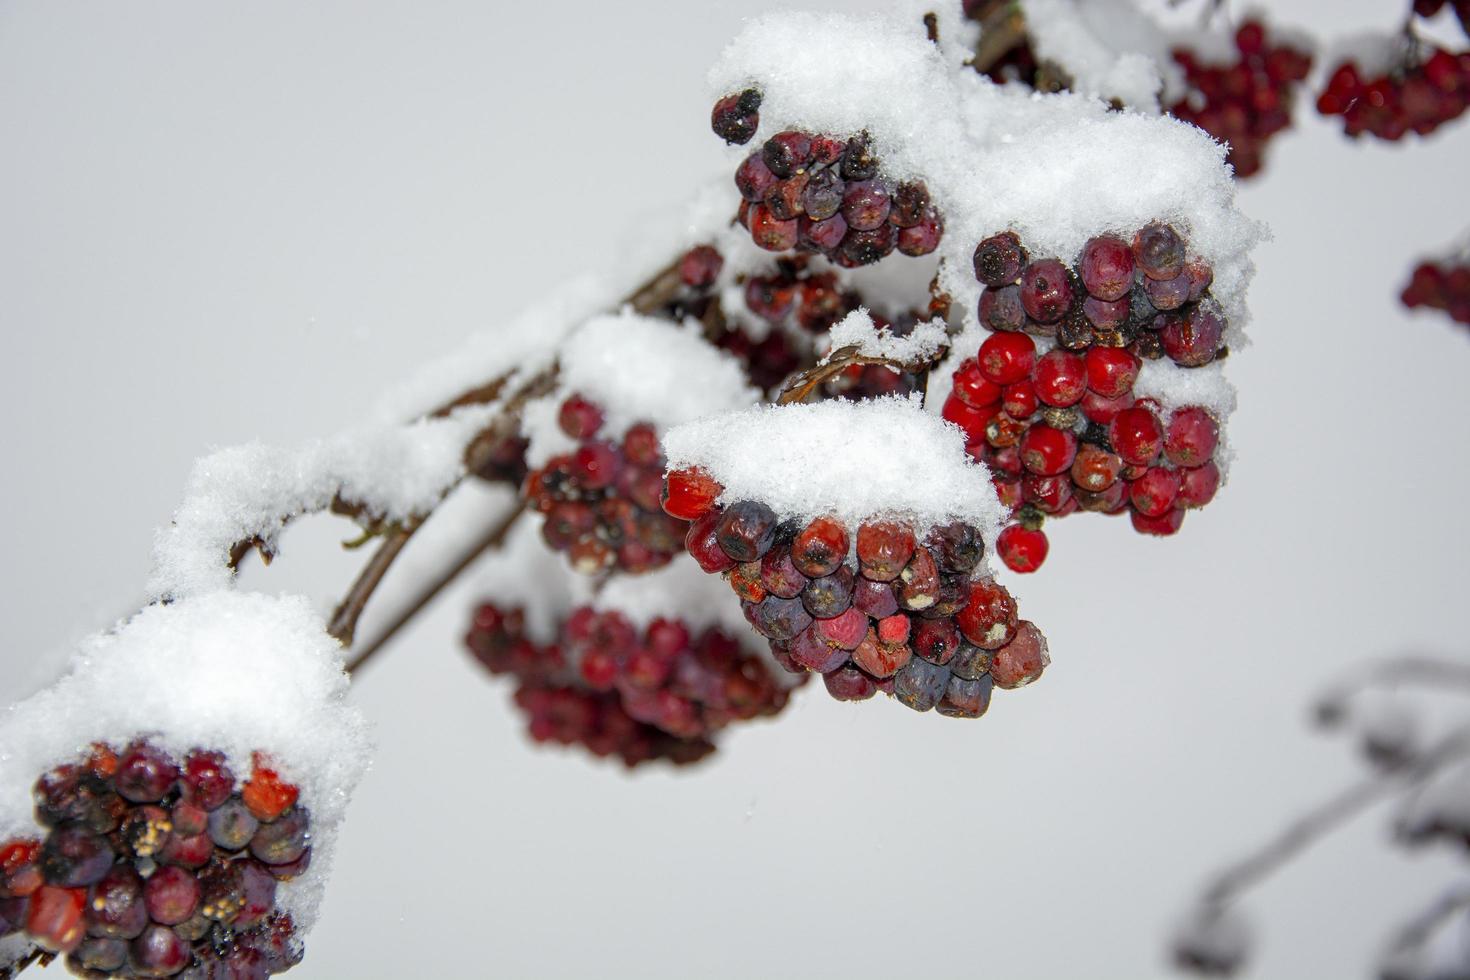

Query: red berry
[[1019, 259, 1075, 323], [1108, 407, 1164, 466], [1002, 380, 1038, 419], [1080, 389, 1134, 425], [1177, 461, 1221, 509], [1079, 235, 1135, 301], [990, 621, 1049, 689], [856, 522, 916, 582], [571, 441, 620, 490], [749, 204, 799, 252], [27, 884, 86, 953], [1084, 347, 1140, 398], [662, 467, 723, 521], [1161, 302, 1225, 367], [1164, 407, 1220, 466], [678, 245, 724, 288], [1129, 467, 1182, 517], [951, 357, 1004, 407], [997, 524, 1049, 573], [1070, 444, 1124, 492], [814, 607, 868, 650], [1019, 425, 1078, 476], [1131, 508, 1186, 536], [852, 630, 912, 678], [1033, 350, 1086, 406], [956, 578, 1019, 649], [977, 332, 1036, 385], [711, 89, 761, 145], [792, 516, 850, 578], [823, 667, 879, 702]]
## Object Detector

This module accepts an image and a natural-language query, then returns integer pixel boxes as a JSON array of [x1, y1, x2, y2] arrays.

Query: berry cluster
[[971, 225, 1224, 363], [1, 743, 307, 978], [1316, 46, 1470, 140], [713, 91, 943, 267], [1401, 258, 1470, 326], [465, 602, 793, 766], [661, 469, 1048, 717], [1168, 20, 1313, 179], [521, 395, 690, 575], [951, 225, 1227, 571]]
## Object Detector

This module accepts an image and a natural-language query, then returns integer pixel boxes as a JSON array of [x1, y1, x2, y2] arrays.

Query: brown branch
[[627, 256, 686, 316], [1197, 726, 1470, 910], [345, 502, 526, 676], [326, 521, 420, 647], [777, 344, 945, 405]]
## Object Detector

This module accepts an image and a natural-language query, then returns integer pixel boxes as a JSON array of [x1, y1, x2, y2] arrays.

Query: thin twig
[[346, 502, 526, 676], [777, 345, 945, 405], [1199, 726, 1470, 909], [1381, 880, 1470, 964], [1315, 656, 1470, 726], [326, 522, 420, 647]]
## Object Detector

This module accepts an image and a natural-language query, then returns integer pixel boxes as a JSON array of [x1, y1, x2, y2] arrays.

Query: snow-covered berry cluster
[[952, 224, 1226, 571], [1168, 21, 1313, 179], [716, 94, 944, 266], [465, 600, 793, 766], [1401, 258, 1470, 327], [665, 473, 1047, 715], [1317, 46, 1470, 140], [1, 743, 305, 978], [522, 395, 689, 575]]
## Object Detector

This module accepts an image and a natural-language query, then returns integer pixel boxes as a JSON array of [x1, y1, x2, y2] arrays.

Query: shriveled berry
[[912, 619, 960, 665], [1019, 259, 1075, 323], [801, 169, 845, 220], [926, 521, 984, 574], [977, 332, 1036, 385], [749, 204, 799, 252], [990, 621, 1049, 689], [1084, 294, 1131, 330], [1133, 222, 1186, 280], [715, 500, 777, 562], [973, 232, 1026, 285], [158, 831, 213, 870], [997, 524, 1049, 574], [40, 826, 114, 888], [856, 522, 915, 582], [759, 546, 809, 599], [950, 643, 994, 681], [937, 674, 994, 719], [686, 509, 736, 574], [735, 152, 779, 202], [1145, 271, 1191, 311], [1, 839, 43, 898], [72, 936, 129, 973], [1132, 508, 1186, 535], [979, 284, 1028, 332], [249, 807, 310, 867], [814, 607, 868, 650], [841, 181, 891, 231], [1070, 444, 1124, 492], [957, 578, 1018, 650], [802, 566, 855, 619], [897, 210, 943, 256], [748, 596, 813, 641], [839, 134, 878, 180], [852, 629, 911, 678], [662, 467, 722, 521], [711, 89, 761, 144], [242, 763, 297, 823], [800, 213, 848, 253], [898, 548, 940, 610], [762, 131, 813, 178], [1079, 235, 1135, 301], [1084, 347, 1140, 398], [791, 516, 849, 577], [894, 657, 951, 712]]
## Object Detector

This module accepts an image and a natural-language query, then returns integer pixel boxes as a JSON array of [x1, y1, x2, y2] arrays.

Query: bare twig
[[1315, 656, 1470, 727], [1381, 880, 1470, 966], [777, 344, 944, 405], [345, 502, 526, 676], [1198, 726, 1470, 910], [326, 522, 421, 647]]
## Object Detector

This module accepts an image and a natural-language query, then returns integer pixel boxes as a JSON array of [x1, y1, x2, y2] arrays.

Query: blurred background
[[2, 1, 1468, 976]]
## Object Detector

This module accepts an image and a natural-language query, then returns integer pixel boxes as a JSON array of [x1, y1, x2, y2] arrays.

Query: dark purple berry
[[824, 667, 878, 701], [114, 743, 179, 803], [840, 181, 891, 231], [39, 825, 114, 888], [973, 232, 1026, 285], [889, 182, 930, 227], [207, 799, 259, 853], [912, 619, 960, 665], [1133, 222, 1186, 280], [979, 285, 1028, 332], [937, 674, 994, 719], [85, 864, 148, 939], [801, 169, 845, 220], [715, 500, 777, 562], [894, 657, 951, 712], [800, 566, 855, 619], [144, 865, 201, 926], [788, 628, 849, 673], [762, 131, 814, 178], [800, 213, 847, 252], [838, 225, 896, 266], [72, 936, 129, 973], [248, 808, 310, 867], [852, 577, 899, 619], [711, 89, 762, 145], [926, 522, 983, 574], [131, 924, 192, 976], [747, 596, 813, 641], [839, 134, 878, 180], [1144, 271, 1191, 311], [950, 643, 994, 681], [735, 153, 779, 203]]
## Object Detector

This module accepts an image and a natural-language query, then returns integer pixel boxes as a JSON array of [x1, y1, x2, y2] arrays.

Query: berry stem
[[1193, 725, 1470, 913], [345, 502, 525, 676], [327, 520, 422, 648]]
